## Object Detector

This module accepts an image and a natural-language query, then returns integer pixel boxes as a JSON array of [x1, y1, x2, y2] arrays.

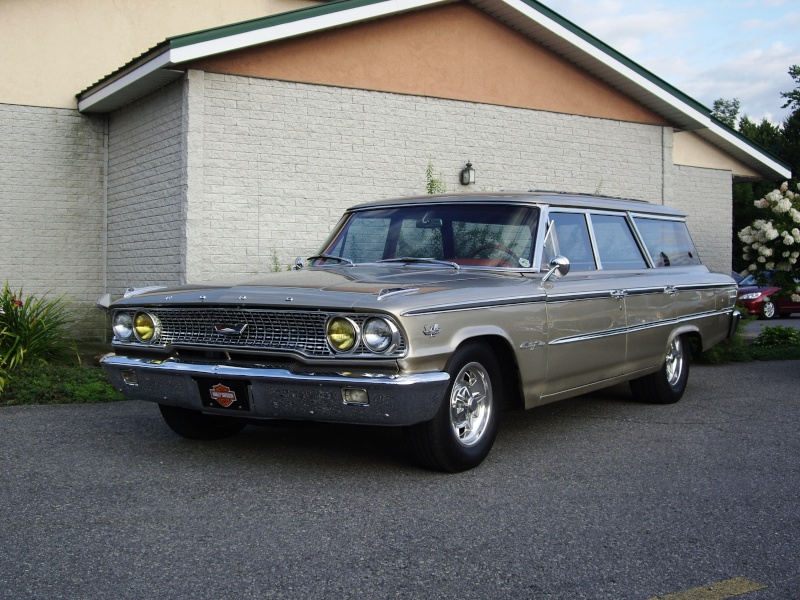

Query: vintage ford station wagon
[[101, 192, 739, 471]]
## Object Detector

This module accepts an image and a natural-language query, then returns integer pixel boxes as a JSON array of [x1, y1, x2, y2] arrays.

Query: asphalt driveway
[[1, 360, 798, 599]]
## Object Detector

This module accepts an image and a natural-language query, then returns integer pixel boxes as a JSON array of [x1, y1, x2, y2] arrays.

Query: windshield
[[315, 203, 539, 269]]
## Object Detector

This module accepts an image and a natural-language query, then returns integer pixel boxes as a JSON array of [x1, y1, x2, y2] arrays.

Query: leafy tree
[[711, 97, 741, 127], [780, 64, 800, 112]]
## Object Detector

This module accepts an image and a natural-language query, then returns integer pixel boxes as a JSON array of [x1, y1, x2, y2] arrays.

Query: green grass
[[0, 362, 124, 406]]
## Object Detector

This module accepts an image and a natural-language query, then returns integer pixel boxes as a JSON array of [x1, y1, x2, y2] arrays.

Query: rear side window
[[633, 217, 701, 267], [591, 214, 647, 270]]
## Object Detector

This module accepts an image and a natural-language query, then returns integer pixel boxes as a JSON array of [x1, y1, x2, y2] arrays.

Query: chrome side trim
[[402, 294, 546, 316], [548, 308, 734, 346], [548, 326, 627, 346]]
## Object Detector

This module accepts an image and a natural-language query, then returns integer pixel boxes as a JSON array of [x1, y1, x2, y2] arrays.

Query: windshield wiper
[[307, 254, 356, 267], [378, 257, 460, 271]]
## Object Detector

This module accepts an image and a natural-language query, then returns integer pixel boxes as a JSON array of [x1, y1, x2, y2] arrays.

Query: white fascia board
[[78, 51, 174, 112], [500, 0, 789, 178], [170, 0, 446, 63]]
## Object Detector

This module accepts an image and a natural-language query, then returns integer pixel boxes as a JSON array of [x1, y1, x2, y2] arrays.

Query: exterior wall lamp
[[460, 161, 475, 185]]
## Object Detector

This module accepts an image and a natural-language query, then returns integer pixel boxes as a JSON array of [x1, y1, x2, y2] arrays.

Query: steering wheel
[[470, 244, 521, 262]]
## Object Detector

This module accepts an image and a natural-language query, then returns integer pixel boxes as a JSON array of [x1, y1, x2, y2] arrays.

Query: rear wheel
[[405, 343, 501, 472], [158, 404, 247, 440], [630, 335, 689, 404]]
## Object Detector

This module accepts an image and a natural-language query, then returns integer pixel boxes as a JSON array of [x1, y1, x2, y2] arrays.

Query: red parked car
[[738, 272, 800, 319]]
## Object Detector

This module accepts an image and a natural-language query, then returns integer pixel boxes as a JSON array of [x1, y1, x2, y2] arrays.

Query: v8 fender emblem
[[423, 323, 441, 337]]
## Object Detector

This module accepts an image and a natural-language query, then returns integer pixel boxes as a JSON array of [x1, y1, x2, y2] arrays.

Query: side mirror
[[292, 257, 305, 271], [542, 255, 570, 283]]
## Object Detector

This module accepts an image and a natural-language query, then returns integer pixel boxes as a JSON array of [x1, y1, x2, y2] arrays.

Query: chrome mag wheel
[[449, 361, 493, 447], [665, 336, 684, 388]]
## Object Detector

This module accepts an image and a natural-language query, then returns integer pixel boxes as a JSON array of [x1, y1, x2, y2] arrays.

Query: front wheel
[[629, 335, 689, 404], [760, 301, 777, 320], [158, 404, 247, 440], [404, 343, 502, 472]]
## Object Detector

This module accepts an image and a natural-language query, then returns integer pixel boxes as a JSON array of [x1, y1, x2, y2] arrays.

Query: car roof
[[349, 191, 686, 218]]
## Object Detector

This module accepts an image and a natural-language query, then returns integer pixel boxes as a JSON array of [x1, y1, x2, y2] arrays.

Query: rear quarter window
[[633, 217, 702, 267]]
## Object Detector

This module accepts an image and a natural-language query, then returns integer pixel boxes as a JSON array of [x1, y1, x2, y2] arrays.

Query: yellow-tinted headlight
[[327, 317, 357, 352], [133, 312, 159, 342]]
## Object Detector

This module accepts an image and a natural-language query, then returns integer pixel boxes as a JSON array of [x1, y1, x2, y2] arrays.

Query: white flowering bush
[[738, 182, 800, 302]]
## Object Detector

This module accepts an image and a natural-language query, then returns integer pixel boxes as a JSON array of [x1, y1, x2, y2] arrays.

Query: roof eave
[[75, 0, 791, 180]]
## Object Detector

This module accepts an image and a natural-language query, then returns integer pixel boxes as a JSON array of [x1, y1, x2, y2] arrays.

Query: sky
[[540, 0, 799, 124]]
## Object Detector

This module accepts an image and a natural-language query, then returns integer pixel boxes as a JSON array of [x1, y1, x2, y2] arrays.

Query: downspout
[[103, 113, 109, 292]]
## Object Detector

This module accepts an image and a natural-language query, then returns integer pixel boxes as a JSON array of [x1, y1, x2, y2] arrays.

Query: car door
[[590, 212, 675, 373], [540, 211, 627, 398]]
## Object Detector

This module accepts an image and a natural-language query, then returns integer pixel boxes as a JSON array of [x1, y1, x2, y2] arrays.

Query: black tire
[[158, 404, 247, 440], [760, 300, 778, 320], [629, 335, 689, 404], [404, 343, 502, 472]]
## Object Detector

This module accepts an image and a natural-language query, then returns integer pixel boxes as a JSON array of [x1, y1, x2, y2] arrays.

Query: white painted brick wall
[[0, 103, 106, 337], [107, 81, 185, 292], [190, 73, 671, 278], [670, 165, 733, 274]]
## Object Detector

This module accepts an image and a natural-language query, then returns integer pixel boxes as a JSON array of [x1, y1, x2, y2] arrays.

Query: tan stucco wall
[[0, 0, 318, 109], [673, 131, 760, 178], [190, 3, 669, 125]]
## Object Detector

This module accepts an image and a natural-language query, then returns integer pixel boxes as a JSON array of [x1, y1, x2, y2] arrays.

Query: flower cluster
[[738, 182, 800, 302]]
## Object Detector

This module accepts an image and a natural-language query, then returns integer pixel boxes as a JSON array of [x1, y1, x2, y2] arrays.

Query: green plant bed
[[747, 345, 800, 361], [0, 362, 124, 406], [699, 323, 800, 363]]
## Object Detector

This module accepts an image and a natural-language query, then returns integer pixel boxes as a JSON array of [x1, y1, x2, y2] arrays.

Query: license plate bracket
[[196, 378, 251, 412]]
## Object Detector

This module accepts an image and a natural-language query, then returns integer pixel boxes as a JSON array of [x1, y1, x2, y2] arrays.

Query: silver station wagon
[[101, 192, 739, 471]]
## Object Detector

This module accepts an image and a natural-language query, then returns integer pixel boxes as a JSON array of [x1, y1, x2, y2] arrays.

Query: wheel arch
[[449, 334, 524, 411], [670, 325, 703, 357]]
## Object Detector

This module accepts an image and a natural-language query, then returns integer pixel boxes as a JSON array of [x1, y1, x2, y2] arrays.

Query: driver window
[[542, 212, 596, 271]]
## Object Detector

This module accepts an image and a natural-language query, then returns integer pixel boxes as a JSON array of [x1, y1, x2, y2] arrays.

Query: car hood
[[112, 265, 535, 312], [738, 285, 778, 296]]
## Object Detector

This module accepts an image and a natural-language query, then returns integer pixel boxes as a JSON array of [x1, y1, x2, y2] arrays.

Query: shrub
[[752, 325, 800, 348], [0, 283, 77, 393], [737, 182, 800, 301]]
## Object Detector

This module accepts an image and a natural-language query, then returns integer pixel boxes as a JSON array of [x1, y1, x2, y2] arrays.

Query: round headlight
[[112, 312, 134, 341], [363, 317, 396, 353], [133, 311, 160, 343], [327, 317, 357, 352]]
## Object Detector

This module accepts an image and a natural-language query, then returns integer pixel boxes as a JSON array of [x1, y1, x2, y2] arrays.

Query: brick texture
[[189, 73, 731, 278], [0, 103, 106, 336], [671, 165, 733, 274], [107, 81, 185, 292]]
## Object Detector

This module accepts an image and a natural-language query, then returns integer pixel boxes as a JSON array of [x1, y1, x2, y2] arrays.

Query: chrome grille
[[121, 308, 406, 358]]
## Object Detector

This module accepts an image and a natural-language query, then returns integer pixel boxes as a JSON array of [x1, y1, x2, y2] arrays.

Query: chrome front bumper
[[101, 355, 450, 426]]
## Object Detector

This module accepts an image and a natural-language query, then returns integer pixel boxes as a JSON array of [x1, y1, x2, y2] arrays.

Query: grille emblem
[[214, 323, 248, 335]]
